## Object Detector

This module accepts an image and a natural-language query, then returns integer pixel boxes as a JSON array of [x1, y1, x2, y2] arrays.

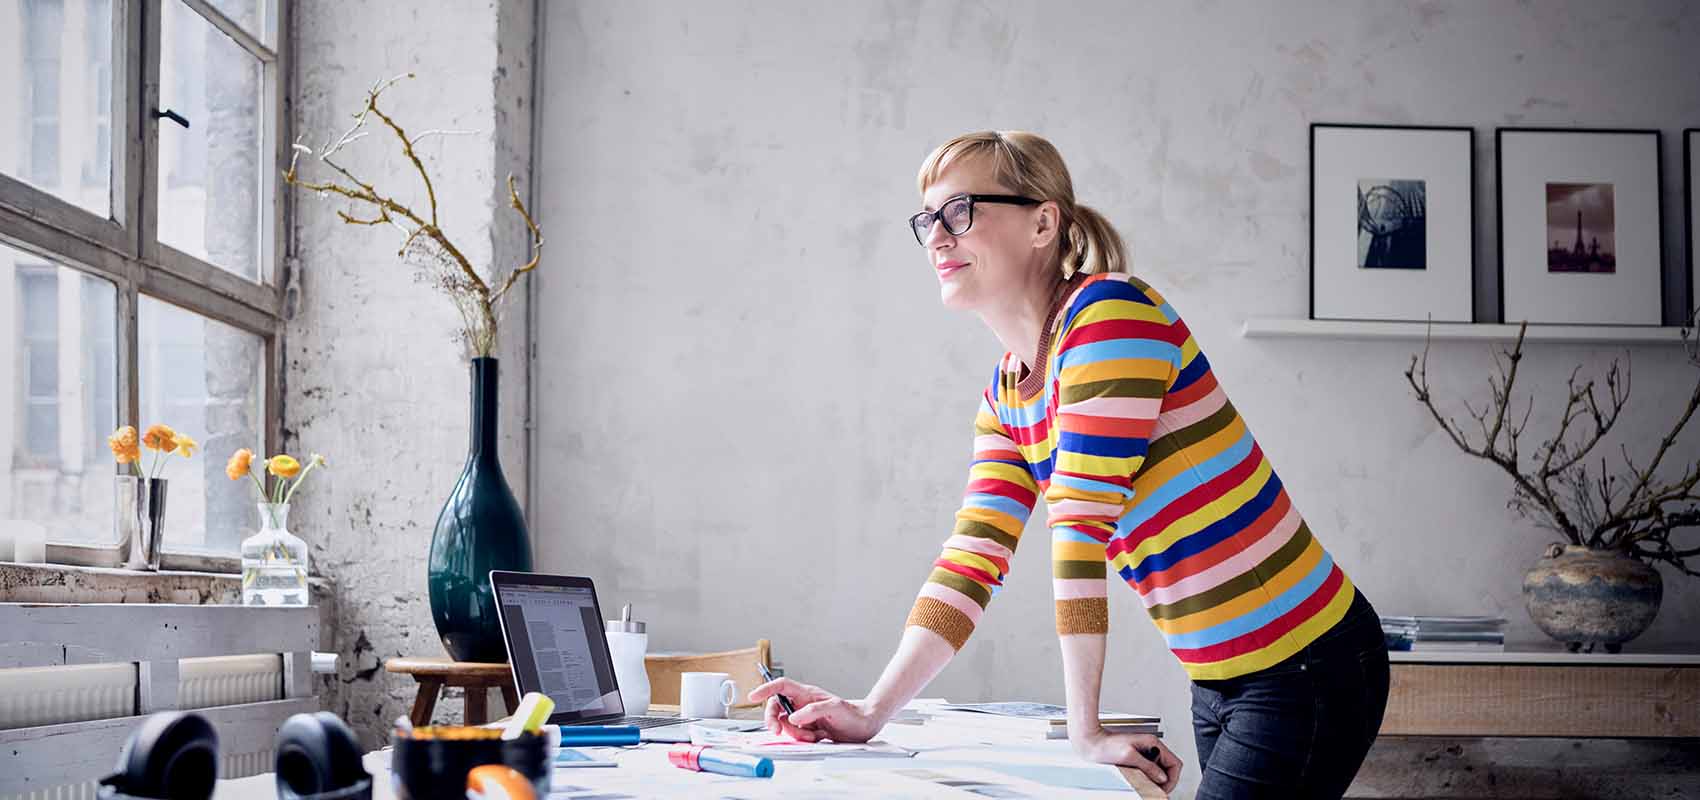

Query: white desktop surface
[[214, 709, 1161, 798]]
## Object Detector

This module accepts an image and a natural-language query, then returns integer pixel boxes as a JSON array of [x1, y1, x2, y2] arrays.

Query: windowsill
[[0, 560, 334, 605]]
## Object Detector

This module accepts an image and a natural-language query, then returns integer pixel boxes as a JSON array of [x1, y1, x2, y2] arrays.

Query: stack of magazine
[[929, 702, 1162, 741], [1381, 615, 1506, 652]]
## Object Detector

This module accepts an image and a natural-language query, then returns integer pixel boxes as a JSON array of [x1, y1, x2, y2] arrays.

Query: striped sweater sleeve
[[1045, 279, 1184, 636], [905, 391, 1039, 650]]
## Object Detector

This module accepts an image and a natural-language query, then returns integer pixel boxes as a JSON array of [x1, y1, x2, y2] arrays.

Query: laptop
[[489, 570, 762, 743]]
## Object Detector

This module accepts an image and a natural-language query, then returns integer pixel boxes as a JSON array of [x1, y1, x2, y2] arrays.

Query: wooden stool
[[385, 657, 518, 727]]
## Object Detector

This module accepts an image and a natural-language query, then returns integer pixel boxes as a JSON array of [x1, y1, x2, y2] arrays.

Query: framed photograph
[[1310, 124, 1475, 322], [1687, 129, 1698, 320], [1497, 128, 1663, 326]]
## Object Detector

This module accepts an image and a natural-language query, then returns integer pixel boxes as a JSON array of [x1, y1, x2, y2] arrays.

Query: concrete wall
[[288, 0, 535, 747], [532, 2, 1700, 797]]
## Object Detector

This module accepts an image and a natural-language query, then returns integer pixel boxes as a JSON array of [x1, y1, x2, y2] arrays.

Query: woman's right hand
[[1074, 726, 1182, 794], [747, 678, 884, 743]]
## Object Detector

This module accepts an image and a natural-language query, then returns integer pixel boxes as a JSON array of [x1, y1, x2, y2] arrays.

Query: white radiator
[[0, 655, 287, 799], [179, 654, 285, 710], [0, 664, 134, 731]]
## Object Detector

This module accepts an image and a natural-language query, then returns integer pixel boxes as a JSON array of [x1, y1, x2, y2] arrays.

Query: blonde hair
[[916, 131, 1127, 277]]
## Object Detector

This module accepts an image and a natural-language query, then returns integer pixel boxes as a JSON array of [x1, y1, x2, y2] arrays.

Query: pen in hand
[[755, 661, 795, 715]]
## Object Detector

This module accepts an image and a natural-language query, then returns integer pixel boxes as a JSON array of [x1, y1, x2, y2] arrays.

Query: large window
[[0, 0, 289, 570]]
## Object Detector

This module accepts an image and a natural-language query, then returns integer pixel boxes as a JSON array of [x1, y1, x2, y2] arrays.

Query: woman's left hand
[[1073, 727, 1182, 794]]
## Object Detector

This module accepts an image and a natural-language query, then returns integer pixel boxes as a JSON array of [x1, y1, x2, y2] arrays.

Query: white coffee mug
[[679, 671, 736, 719]]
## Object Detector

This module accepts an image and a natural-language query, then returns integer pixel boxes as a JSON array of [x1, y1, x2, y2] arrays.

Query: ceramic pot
[[1522, 543, 1661, 653]]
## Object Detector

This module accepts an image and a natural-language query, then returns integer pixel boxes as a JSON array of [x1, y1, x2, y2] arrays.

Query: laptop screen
[[493, 575, 623, 723]]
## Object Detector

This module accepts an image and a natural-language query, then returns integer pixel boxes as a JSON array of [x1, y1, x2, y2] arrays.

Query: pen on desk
[[754, 662, 795, 715]]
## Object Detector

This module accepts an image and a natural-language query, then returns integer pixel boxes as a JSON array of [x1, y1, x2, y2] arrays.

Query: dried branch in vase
[[1405, 316, 1700, 577], [283, 73, 543, 358]]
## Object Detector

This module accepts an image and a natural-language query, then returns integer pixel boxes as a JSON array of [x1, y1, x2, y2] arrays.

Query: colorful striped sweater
[[905, 272, 1357, 682]]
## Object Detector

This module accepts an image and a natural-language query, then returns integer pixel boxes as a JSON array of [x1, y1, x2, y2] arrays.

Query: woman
[[749, 131, 1390, 798]]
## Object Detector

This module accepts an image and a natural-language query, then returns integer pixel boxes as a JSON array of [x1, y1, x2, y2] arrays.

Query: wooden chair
[[645, 639, 772, 709]]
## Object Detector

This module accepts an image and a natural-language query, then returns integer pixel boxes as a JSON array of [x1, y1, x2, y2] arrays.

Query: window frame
[[0, 0, 291, 572]]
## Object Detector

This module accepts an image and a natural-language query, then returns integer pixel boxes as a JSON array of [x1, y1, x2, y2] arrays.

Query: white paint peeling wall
[[288, 0, 534, 747], [532, 2, 1700, 797]]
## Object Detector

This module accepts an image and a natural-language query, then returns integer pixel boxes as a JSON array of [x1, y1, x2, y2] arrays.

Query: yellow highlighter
[[501, 692, 555, 740]]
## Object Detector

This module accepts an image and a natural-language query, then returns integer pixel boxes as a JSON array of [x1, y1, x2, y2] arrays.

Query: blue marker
[[556, 724, 640, 746]]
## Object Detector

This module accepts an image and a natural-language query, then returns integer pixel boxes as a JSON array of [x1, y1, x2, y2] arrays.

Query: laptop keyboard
[[574, 715, 697, 730]]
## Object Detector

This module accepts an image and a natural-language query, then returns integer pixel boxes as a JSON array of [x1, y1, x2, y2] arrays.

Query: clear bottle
[[240, 503, 309, 606]]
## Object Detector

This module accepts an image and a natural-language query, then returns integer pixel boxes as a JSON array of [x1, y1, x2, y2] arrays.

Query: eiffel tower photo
[[1546, 182, 1617, 273]]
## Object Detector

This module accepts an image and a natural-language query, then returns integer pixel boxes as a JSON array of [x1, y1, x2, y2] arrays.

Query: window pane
[[28, 345, 58, 393], [2, 242, 119, 544], [204, 0, 267, 46], [157, 0, 263, 282], [0, 0, 115, 217], [140, 295, 263, 555], [26, 405, 60, 455], [81, 0, 112, 188]]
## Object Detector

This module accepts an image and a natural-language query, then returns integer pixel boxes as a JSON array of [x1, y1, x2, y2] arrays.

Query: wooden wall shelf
[[1382, 650, 1700, 738]]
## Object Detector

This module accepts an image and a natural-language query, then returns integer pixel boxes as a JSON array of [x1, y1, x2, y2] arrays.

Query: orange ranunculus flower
[[227, 448, 254, 480], [107, 426, 140, 464], [174, 434, 199, 458], [268, 454, 302, 479], [141, 423, 177, 452]]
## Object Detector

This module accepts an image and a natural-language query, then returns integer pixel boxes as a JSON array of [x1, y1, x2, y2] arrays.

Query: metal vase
[[116, 475, 168, 570]]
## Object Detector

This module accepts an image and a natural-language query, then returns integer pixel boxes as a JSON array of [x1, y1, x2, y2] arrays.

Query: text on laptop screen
[[497, 583, 621, 717]]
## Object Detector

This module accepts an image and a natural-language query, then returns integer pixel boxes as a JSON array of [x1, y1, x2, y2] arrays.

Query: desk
[[1382, 648, 1700, 737], [217, 706, 1166, 798]]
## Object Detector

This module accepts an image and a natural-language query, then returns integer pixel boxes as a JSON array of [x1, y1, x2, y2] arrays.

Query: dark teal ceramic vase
[[429, 357, 532, 662]]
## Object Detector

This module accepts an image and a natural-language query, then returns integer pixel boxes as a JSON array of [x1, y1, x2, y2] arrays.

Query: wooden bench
[[1383, 648, 1700, 737]]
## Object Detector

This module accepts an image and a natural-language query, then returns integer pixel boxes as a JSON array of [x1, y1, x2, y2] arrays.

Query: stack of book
[[1045, 712, 1161, 741], [1381, 615, 1506, 652], [926, 702, 1162, 741]]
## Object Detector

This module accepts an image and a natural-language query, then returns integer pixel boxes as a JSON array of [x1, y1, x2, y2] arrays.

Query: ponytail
[[1059, 203, 1127, 277]]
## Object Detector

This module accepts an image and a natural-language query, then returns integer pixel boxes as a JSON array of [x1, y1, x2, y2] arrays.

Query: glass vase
[[428, 356, 532, 662], [240, 502, 309, 606]]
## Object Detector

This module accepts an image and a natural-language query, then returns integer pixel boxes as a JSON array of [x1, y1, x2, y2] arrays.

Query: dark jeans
[[1190, 590, 1390, 799]]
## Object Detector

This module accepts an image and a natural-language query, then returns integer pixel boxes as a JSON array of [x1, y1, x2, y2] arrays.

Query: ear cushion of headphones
[[313, 711, 365, 785], [109, 711, 219, 800], [274, 711, 365, 798]]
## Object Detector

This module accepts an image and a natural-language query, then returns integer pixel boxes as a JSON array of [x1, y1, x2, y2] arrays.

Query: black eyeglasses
[[908, 193, 1040, 245]]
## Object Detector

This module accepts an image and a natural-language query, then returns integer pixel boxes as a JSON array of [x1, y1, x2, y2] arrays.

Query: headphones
[[98, 712, 219, 800], [98, 710, 370, 800], [274, 711, 371, 799]]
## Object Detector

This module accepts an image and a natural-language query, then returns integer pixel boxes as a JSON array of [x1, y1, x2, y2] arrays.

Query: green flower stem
[[247, 465, 268, 500], [281, 458, 324, 506]]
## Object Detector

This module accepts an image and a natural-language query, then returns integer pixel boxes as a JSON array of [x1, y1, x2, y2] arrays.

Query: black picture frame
[[1686, 128, 1697, 322], [1495, 127, 1665, 326], [1309, 122, 1477, 322]]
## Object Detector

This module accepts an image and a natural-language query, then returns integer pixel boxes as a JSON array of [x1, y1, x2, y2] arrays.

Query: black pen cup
[[389, 728, 547, 800]]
